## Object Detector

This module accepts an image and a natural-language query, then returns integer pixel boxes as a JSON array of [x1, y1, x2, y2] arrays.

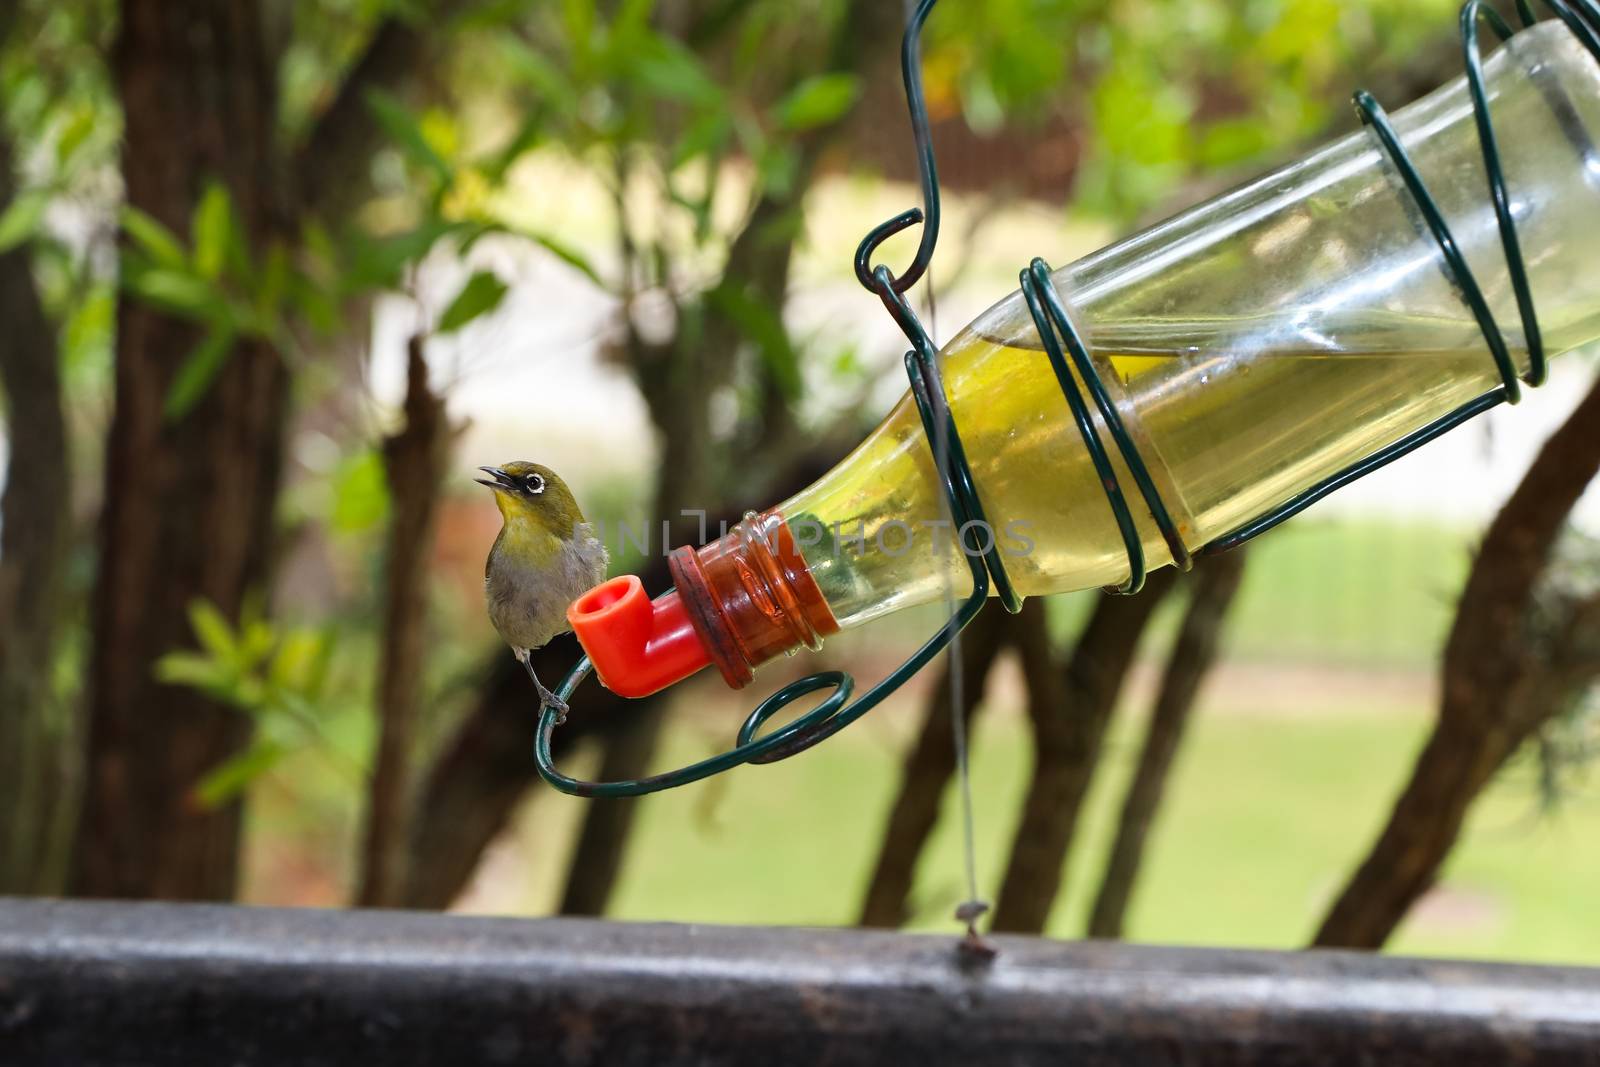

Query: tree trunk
[[1315, 375, 1600, 949], [1087, 550, 1248, 939], [357, 338, 453, 906], [992, 568, 1180, 934], [857, 605, 1012, 928], [72, 0, 288, 901], [0, 129, 76, 896]]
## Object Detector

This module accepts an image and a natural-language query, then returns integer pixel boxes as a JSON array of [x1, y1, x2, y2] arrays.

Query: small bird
[[479, 461, 608, 719]]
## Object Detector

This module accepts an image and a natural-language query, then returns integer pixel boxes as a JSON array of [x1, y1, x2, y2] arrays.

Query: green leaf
[[191, 182, 235, 282], [0, 191, 48, 253], [121, 206, 189, 270], [255, 243, 291, 321], [671, 111, 732, 170], [191, 740, 287, 809], [958, 69, 1006, 136], [437, 269, 509, 333], [270, 689, 337, 747], [483, 115, 548, 182], [188, 600, 239, 662], [773, 73, 860, 131], [365, 88, 453, 185], [294, 274, 339, 334], [123, 267, 219, 318], [155, 651, 232, 693], [755, 144, 799, 200], [666, 181, 715, 245], [453, 220, 497, 256], [330, 449, 391, 534], [1199, 118, 1275, 168], [300, 218, 337, 267], [62, 287, 114, 376], [56, 103, 98, 168], [752, 205, 804, 248], [525, 232, 604, 287], [417, 108, 460, 166], [705, 281, 801, 399], [164, 323, 238, 420], [346, 218, 461, 291], [271, 629, 332, 698], [499, 39, 580, 116], [632, 35, 723, 106], [238, 614, 277, 668], [562, 0, 598, 71], [611, 0, 654, 41]]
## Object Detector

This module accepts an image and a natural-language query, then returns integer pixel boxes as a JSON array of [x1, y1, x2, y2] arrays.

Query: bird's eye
[[524, 473, 545, 494]]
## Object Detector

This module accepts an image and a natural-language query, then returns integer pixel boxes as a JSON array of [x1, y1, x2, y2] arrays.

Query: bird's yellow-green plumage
[[478, 460, 608, 714], [485, 461, 586, 569]]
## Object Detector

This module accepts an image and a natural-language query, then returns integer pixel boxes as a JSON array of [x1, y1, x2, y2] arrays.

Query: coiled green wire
[[536, 0, 1600, 797]]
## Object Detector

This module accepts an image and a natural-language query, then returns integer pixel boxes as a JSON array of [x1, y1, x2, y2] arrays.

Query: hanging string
[[928, 254, 992, 956], [903, 0, 979, 938]]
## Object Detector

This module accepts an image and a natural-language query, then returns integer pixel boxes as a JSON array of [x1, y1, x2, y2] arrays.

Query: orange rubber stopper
[[568, 575, 712, 698]]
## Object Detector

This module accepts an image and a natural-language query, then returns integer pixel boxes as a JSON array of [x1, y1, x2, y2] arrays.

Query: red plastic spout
[[570, 511, 841, 699], [568, 576, 712, 698]]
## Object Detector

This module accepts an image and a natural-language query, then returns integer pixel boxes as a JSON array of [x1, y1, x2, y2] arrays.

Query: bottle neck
[[668, 510, 840, 689]]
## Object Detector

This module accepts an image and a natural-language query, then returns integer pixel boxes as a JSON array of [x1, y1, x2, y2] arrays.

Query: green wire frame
[[536, 0, 1600, 797]]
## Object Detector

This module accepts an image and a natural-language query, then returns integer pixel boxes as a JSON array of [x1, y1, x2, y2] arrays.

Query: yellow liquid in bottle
[[780, 320, 1516, 628]]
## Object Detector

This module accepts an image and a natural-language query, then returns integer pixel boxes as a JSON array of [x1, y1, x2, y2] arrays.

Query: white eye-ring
[[524, 473, 545, 494]]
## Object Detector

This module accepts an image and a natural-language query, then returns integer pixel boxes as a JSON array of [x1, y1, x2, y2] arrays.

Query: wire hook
[[854, 0, 942, 295]]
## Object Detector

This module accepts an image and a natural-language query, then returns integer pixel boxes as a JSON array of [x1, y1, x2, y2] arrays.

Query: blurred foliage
[[923, 0, 1458, 218], [465, 0, 859, 310], [118, 184, 304, 418], [2, 0, 1470, 422], [327, 446, 393, 536], [0, 0, 119, 391], [155, 599, 359, 810], [277, 0, 399, 141]]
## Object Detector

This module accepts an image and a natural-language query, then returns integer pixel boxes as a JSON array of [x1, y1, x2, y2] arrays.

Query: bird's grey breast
[[487, 524, 609, 652]]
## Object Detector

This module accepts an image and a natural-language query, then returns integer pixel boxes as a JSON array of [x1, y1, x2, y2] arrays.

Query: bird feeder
[[541, 0, 1600, 796]]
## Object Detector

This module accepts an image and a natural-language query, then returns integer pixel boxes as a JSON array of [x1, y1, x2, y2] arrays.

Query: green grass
[[504, 689, 1600, 966], [1040, 516, 1476, 669], [1222, 517, 1475, 667]]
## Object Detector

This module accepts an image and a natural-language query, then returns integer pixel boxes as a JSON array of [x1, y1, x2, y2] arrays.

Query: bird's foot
[[535, 682, 570, 725], [518, 651, 570, 725]]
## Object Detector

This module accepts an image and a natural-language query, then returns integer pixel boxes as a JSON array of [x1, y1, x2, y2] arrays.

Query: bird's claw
[[538, 688, 570, 726], [519, 653, 570, 726]]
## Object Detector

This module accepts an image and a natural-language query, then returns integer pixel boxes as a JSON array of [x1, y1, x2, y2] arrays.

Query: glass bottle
[[571, 21, 1600, 698]]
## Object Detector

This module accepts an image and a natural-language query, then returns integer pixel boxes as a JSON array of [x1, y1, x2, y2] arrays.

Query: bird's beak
[[476, 466, 515, 490]]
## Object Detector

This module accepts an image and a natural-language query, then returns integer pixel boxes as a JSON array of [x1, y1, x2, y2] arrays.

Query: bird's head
[[477, 461, 586, 536]]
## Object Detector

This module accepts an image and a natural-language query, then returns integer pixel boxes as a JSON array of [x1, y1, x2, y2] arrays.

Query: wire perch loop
[[536, 0, 1600, 797]]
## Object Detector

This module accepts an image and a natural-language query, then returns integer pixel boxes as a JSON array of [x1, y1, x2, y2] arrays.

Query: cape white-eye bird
[[478, 461, 608, 718]]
